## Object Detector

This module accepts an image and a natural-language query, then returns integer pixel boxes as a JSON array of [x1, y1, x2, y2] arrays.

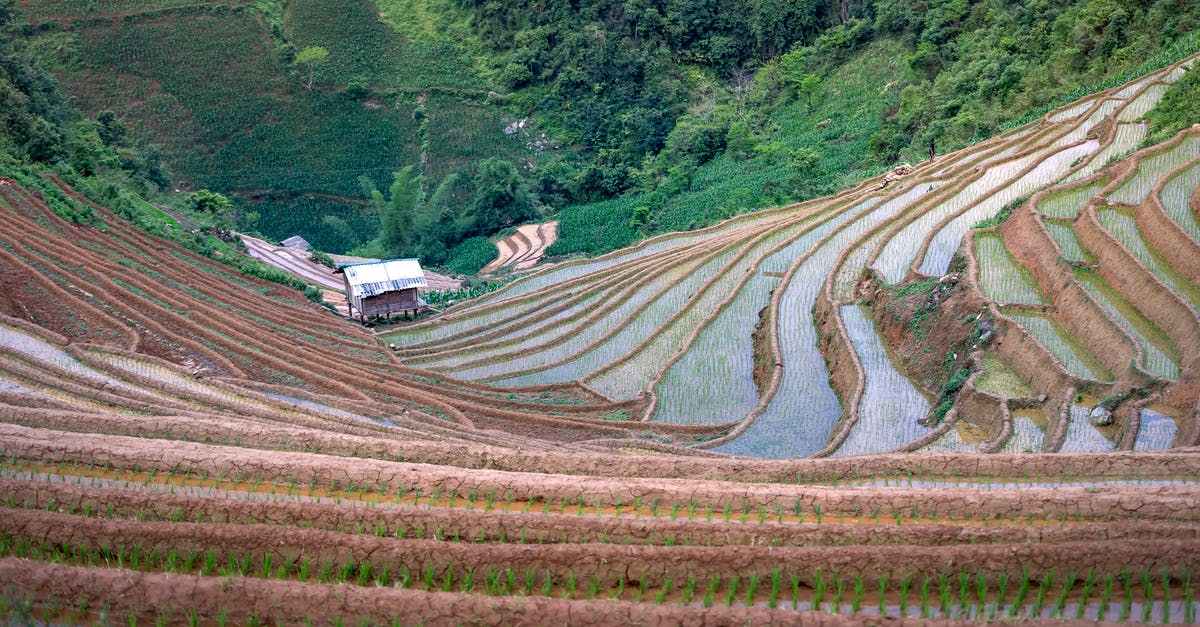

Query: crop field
[[1035, 181, 1103, 218], [1004, 309, 1113, 383], [917, 140, 1100, 277], [1097, 205, 1200, 311], [20, 1, 529, 253], [831, 306, 931, 457], [1161, 160, 1200, 242], [1060, 405, 1118, 453], [974, 354, 1035, 399], [1076, 268, 1182, 381], [1065, 123, 1148, 183], [995, 414, 1047, 455], [1044, 219, 1091, 262], [1108, 136, 1200, 205], [2, 49, 1200, 626], [357, 54, 1197, 461], [975, 233, 1047, 305]]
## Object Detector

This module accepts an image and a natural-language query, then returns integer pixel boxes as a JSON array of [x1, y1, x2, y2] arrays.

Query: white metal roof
[[342, 258, 427, 298]]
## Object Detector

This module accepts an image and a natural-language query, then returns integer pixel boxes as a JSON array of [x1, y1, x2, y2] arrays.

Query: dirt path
[[240, 235, 345, 290]]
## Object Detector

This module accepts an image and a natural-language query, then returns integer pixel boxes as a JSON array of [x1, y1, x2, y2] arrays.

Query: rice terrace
[[2, 0, 1200, 624]]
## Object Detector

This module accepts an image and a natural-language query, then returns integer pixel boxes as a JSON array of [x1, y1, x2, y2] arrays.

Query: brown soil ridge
[[8, 478, 1200, 549], [6, 425, 1199, 521], [3, 415, 1198, 483], [1135, 154, 1200, 285], [1073, 169, 1200, 407], [481, 221, 560, 274], [633, 199, 872, 422], [401, 229, 745, 358], [413, 243, 708, 367], [0, 558, 949, 626], [6, 508, 1200, 587], [10, 180, 629, 437], [998, 195, 1147, 390], [956, 215, 1091, 404]]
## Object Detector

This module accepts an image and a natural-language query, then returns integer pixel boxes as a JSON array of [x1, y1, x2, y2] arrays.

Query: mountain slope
[[0, 36, 1198, 626], [383, 53, 1200, 457]]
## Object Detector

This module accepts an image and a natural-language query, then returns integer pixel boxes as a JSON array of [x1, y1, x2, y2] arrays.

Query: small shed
[[339, 258, 428, 321], [281, 235, 312, 251]]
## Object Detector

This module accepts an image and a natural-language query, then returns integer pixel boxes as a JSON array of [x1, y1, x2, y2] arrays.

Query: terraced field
[[481, 221, 559, 274], [0, 55, 1199, 625], [385, 53, 1200, 459]]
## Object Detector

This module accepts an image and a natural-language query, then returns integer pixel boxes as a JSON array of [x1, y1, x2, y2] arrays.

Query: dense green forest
[[5, 0, 1200, 273]]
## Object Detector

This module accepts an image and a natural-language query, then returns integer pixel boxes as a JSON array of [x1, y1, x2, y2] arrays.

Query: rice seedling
[[1109, 137, 1200, 204], [832, 306, 932, 456]]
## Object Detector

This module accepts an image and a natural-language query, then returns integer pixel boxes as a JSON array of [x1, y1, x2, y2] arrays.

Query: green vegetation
[[975, 354, 1033, 398], [293, 45, 329, 90], [933, 366, 971, 422], [973, 197, 1025, 231], [529, 0, 1200, 257], [1144, 65, 1200, 147], [12, 0, 1198, 272], [17, 0, 528, 267], [0, 4, 328, 303], [444, 237, 496, 275], [0, 4, 65, 166]]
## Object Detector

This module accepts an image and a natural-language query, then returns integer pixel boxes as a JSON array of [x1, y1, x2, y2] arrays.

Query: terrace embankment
[[6, 508, 1200, 588], [6, 425, 1198, 521], [11, 478, 1200, 548], [1076, 201, 1200, 408], [1000, 200, 1148, 392], [0, 559, 892, 627], [860, 262, 990, 423]]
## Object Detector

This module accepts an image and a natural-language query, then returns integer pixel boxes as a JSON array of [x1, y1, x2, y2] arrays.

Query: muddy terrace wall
[[6, 426, 1198, 520], [1135, 155, 1200, 285], [999, 197, 1146, 390], [1075, 210, 1200, 408], [0, 559, 869, 627]]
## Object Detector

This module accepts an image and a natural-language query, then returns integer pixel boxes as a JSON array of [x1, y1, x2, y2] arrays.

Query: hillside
[[15, 0, 1200, 273], [382, 53, 1200, 457], [2, 0, 1200, 623], [0, 43, 1199, 623], [15, 0, 530, 259]]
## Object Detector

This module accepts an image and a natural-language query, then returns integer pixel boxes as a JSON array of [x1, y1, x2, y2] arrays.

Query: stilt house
[[339, 258, 427, 320]]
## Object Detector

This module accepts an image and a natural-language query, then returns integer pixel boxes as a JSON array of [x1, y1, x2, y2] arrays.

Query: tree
[[629, 204, 652, 237], [797, 73, 820, 112], [0, 5, 66, 163], [294, 46, 329, 90], [373, 166, 423, 258], [95, 110, 127, 147], [186, 190, 244, 227], [65, 120, 112, 176], [469, 158, 534, 231], [187, 189, 233, 214]]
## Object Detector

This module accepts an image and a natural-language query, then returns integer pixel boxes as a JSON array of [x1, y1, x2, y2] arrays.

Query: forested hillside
[[9, 0, 1200, 271], [486, 0, 1200, 255]]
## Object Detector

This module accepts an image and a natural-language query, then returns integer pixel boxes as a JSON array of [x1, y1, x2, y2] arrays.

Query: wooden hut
[[339, 258, 428, 321]]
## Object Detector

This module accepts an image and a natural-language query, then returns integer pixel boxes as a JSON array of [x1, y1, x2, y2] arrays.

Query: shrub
[[445, 237, 496, 276]]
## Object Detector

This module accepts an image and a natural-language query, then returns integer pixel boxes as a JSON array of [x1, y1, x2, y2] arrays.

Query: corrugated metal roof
[[342, 258, 427, 298], [280, 235, 311, 251]]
